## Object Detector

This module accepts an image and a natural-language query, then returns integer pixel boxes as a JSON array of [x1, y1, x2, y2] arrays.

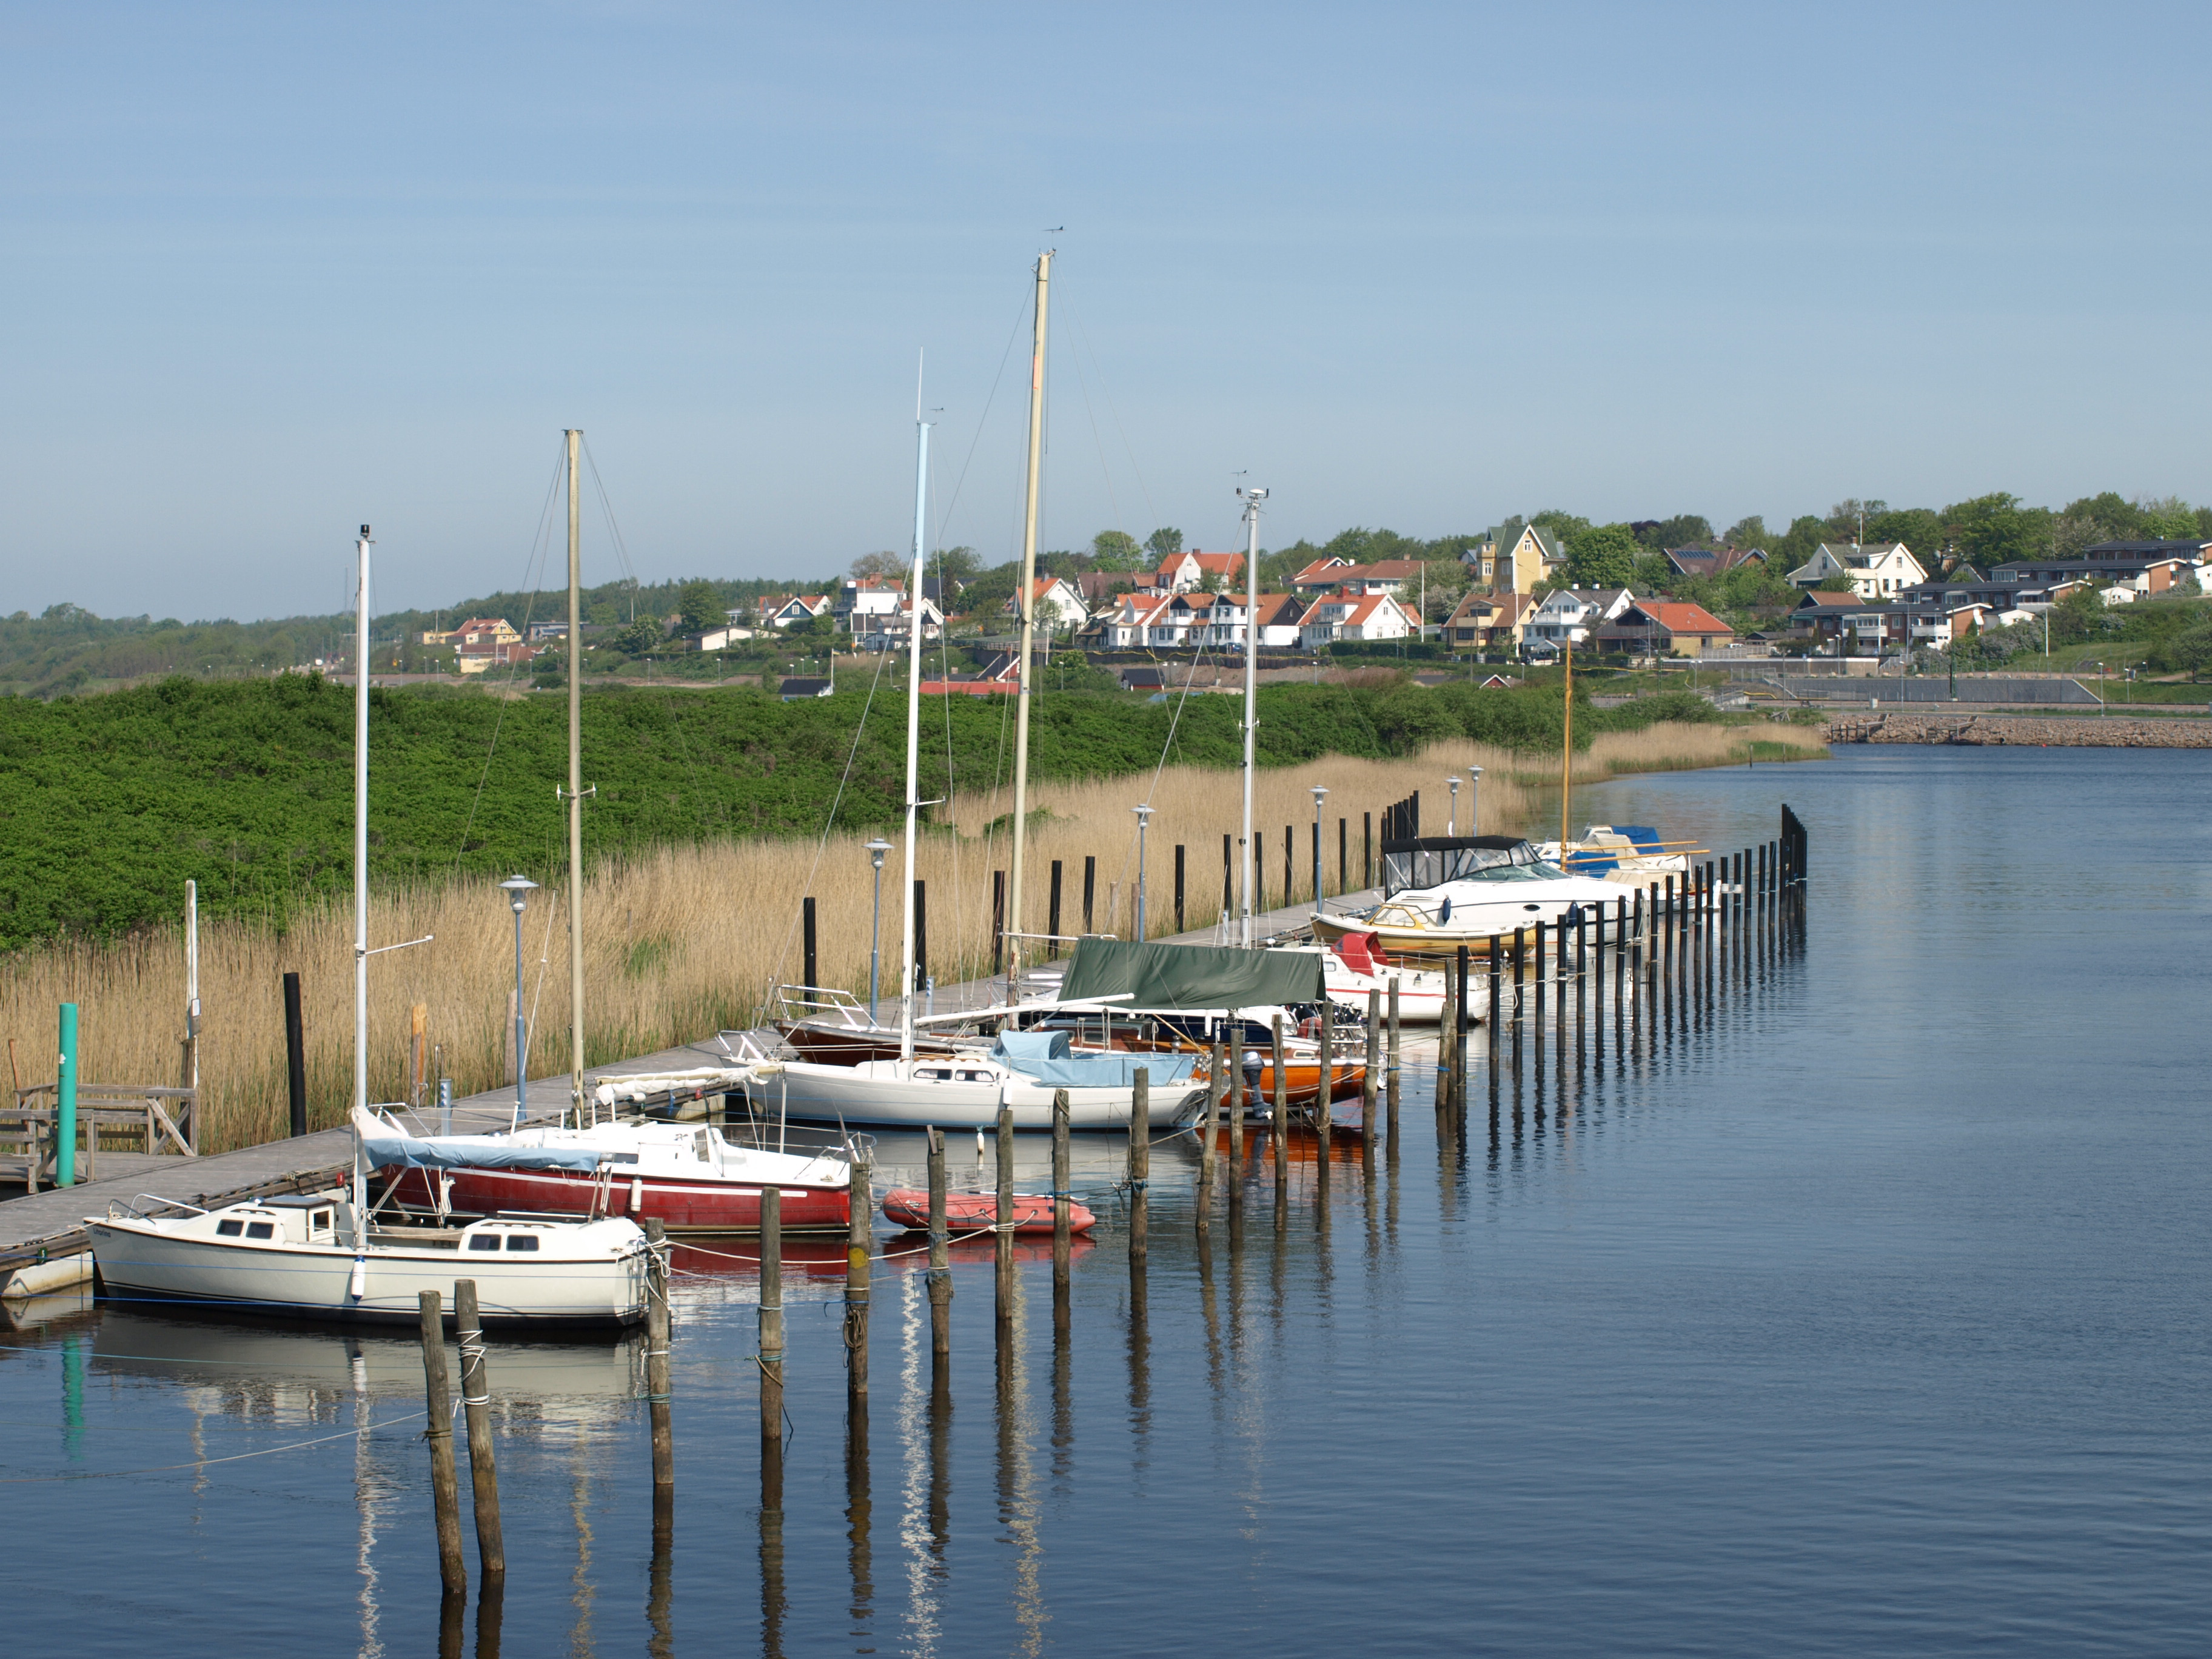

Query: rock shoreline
[[1826, 713, 2212, 748]]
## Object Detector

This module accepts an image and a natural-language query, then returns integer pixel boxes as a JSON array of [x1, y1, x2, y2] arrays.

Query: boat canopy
[[1381, 835, 1537, 897], [1056, 938, 1324, 1012], [354, 1108, 605, 1173], [991, 1029, 1201, 1089]]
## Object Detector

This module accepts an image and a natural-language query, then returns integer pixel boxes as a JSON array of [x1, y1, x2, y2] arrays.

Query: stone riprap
[[1826, 713, 2212, 748]]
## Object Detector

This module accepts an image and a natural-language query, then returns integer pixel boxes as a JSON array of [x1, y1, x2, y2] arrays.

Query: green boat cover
[[1055, 939, 1324, 1011]]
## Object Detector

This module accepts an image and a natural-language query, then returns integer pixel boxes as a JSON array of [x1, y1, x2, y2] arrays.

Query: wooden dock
[[0, 887, 1373, 1267]]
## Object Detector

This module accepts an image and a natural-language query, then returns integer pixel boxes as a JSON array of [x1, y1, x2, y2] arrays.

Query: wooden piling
[[1227, 1037, 1245, 1216], [1174, 843, 1186, 933], [1051, 1091, 1071, 1337], [759, 1187, 785, 1444], [1361, 987, 1379, 1152], [845, 1155, 871, 1403], [994, 1105, 1014, 1331], [1084, 855, 1097, 934], [1385, 980, 1401, 1144], [1436, 957, 1457, 1116], [1129, 1068, 1150, 1268], [642, 1219, 675, 1498], [1048, 860, 1063, 944], [1315, 996, 1333, 1158], [418, 1290, 466, 1595], [1196, 1041, 1222, 1230], [1457, 943, 1474, 1113], [925, 1127, 951, 1364], [1269, 1019, 1288, 1213], [283, 971, 308, 1139], [452, 1280, 504, 1585]]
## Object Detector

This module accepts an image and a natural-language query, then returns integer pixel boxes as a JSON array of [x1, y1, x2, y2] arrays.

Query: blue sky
[[5, 1, 2208, 620]]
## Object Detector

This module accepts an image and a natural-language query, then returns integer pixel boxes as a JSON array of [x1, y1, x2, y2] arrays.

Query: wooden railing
[[2, 1084, 198, 1193]]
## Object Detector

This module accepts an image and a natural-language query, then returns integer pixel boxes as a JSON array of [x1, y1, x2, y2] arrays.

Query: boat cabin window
[[246, 1222, 275, 1241], [956, 1070, 985, 1082], [217, 1219, 244, 1236], [468, 1235, 502, 1251], [694, 1130, 714, 1162], [310, 1210, 334, 1233], [919, 1068, 951, 1081], [505, 1234, 540, 1252]]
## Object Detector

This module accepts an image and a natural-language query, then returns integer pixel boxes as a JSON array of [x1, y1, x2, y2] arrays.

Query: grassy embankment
[[0, 675, 1822, 1151]]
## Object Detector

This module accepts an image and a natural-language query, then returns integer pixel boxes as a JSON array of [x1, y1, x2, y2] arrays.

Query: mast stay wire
[[1067, 286, 1161, 534], [448, 437, 567, 877]]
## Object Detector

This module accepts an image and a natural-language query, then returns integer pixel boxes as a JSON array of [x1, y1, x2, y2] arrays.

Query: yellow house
[[1470, 525, 1564, 594]]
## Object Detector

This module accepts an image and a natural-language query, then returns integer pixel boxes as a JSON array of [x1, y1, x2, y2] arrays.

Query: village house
[[1140, 551, 1245, 594], [833, 575, 905, 632], [1598, 600, 1736, 657], [1443, 590, 1532, 652], [852, 594, 945, 652], [1288, 557, 1425, 597], [1464, 525, 1565, 594], [1784, 542, 1928, 598], [1990, 539, 2212, 596], [1663, 547, 1766, 579], [1522, 587, 1638, 651], [1001, 577, 1088, 631], [1298, 592, 1413, 649], [757, 594, 831, 629]]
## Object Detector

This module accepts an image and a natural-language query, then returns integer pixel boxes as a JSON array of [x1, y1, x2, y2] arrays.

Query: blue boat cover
[[357, 1120, 605, 1173], [992, 1031, 1199, 1090]]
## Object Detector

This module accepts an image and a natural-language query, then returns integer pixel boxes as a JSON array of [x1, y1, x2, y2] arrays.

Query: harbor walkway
[[0, 886, 1375, 1260]]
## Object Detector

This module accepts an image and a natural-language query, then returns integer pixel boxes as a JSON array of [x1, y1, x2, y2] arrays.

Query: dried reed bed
[[0, 721, 1822, 1153]]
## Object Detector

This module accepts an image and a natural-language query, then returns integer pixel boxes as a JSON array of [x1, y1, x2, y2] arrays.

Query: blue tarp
[[357, 1116, 605, 1173], [991, 1031, 1200, 1091]]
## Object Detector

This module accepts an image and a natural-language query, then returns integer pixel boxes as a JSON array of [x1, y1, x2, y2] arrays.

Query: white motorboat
[[1270, 933, 1451, 1023], [1312, 840, 1626, 956], [87, 1187, 650, 1332]]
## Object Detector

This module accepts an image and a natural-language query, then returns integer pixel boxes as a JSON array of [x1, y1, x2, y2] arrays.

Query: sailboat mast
[[1005, 248, 1053, 1002], [1239, 487, 1265, 946], [901, 397, 931, 1066], [1560, 642, 1574, 850], [565, 430, 587, 1119], [352, 524, 371, 1211]]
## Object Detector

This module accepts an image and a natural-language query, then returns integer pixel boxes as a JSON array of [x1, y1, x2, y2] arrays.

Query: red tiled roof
[[1634, 601, 1734, 635]]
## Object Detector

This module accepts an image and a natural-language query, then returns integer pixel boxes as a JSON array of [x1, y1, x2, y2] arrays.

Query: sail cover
[[353, 1108, 605, 1172], [991, 1029, 1199, 1090], [1054, 939, 1324, 1012]]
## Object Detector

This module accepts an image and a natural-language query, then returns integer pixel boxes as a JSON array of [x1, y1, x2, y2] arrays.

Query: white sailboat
[[87, 525, 653, 1332], [767, 330, 1208, 1132]]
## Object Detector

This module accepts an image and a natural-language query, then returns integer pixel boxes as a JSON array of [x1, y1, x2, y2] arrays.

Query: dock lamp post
[[865, 839, 893, 1022], [1467, 766, 1482, 837], [1310, 785, 1329, 908], [1447, 774, 1461, 837], [1132, 805, 1155, 939], [498, 875, 537, 1128]]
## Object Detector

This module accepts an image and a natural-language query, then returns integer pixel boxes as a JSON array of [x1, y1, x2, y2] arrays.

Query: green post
[[57, 1002, 79, 1187]]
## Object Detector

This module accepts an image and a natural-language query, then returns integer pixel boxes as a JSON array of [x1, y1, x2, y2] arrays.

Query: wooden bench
[[2, 1084, 198, 1193]]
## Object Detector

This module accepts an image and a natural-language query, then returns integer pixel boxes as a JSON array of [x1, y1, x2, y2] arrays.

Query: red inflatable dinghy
[[880, 1188, 1095, 1235]]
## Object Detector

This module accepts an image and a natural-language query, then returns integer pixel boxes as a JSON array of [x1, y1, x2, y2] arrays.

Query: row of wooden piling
[[1433, 823, 1806, 1123]]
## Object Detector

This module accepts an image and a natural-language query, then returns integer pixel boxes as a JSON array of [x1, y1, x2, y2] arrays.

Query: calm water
[[4, 746, 2208, 1656]]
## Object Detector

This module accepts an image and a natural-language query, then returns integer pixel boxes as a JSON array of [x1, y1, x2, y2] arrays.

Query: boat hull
[[880, 1188, 1096, 1235], [89, 1220, 650, 1332], [380, 1164, 851, 1235], [765, 1061, 1208, 1130]]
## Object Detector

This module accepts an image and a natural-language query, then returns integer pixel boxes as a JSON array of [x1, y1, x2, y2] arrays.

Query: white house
[[1523, 586, 1637, 649], [834, 576, 906, 631], [1298, 592, 1413, 649], [1143, 551, 1245, 594], [757, 595, 831, 629], [854, 594, 947, 651], [1289, 557, 1425, 596], [1785, 542, 1928, 598], [1002, 577, 1089, 631]]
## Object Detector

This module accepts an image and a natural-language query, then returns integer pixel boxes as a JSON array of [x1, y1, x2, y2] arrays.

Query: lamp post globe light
[[1310, 785, 1329, 909], [865, 839, 893, 1022], [497, 875, 538, 1128], [1447, 774, 1461, 838], [1467, 766, 1483, 838], [1131, 805, 1155, 939]]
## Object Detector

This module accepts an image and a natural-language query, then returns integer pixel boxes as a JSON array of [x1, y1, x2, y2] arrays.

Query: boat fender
[[347, 1253, 366, 1303], [1439, 897, 1452, 923], [629, 1177, 645, 1213]]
